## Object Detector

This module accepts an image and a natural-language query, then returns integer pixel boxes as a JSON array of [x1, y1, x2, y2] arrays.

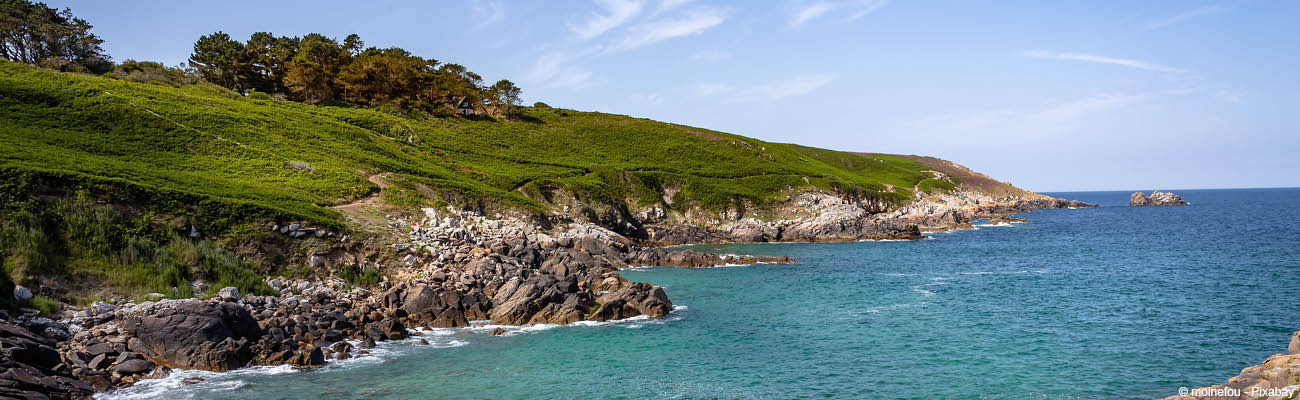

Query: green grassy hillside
[[1, 61, 945, 233]]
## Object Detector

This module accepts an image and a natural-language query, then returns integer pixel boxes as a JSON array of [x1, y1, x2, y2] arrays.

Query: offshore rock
[[1131, 190, 1189, 206]]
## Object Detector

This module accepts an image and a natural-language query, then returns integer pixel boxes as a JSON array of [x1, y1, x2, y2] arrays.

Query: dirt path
[[333, 174, 391, 226]]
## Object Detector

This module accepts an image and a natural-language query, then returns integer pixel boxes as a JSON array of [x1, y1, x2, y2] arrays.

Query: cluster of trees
[[188, 32, 522, 116], [1, 0, 526, 117], [0, 0, 110, 73]]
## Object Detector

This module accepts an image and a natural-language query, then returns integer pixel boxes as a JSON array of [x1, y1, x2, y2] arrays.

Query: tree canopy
[[188, 31, 522, 116], [0, 0, 110, 73]]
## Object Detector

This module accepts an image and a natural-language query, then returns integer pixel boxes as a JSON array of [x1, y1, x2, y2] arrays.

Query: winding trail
[[333, 174, 391, 226]]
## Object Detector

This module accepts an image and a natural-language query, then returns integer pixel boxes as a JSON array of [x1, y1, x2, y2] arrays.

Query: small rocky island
[[1130, 190, 1189, 206]]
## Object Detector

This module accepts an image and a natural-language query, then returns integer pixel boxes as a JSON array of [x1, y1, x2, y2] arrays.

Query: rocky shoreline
[[2, 187, 1092, 398], [1164, 331, 1300, 400]]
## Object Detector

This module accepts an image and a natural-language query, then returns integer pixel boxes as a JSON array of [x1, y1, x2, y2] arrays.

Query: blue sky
[[50, 0, 1300, 191]]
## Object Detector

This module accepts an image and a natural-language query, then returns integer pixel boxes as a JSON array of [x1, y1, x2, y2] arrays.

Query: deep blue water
[[103, 188, 1300, 399]]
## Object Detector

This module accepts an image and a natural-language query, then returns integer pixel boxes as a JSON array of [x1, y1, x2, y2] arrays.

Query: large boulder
[[592, 283, 672, 321], [12, 285, 32, 302], [118, 300, 263, 372], [1131, 190, 1188, 206]]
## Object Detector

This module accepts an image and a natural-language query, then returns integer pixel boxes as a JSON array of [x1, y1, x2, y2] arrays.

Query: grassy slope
[[0, 62, 949, 232]]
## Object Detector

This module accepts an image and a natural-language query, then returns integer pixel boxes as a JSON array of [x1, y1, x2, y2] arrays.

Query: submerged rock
[[1130, 190, 1189, 206]]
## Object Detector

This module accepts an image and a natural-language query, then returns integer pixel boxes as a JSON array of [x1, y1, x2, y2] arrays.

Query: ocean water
[[101, 189, 1300, 399]]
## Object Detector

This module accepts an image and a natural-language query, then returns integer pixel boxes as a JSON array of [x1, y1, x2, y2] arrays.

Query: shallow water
[[100, 188, 1300, 399]]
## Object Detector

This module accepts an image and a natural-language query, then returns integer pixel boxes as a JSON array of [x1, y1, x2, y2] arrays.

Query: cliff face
[[550, 156, 1095, 245]]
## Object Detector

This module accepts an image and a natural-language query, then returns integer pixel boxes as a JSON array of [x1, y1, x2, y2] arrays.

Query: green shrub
[[338, 265, 381, 287], [26, 295, 61, 316]]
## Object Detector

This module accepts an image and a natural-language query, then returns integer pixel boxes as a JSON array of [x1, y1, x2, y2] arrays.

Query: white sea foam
[[96, 365, 297, 400], [97, 306, 689, 399], [865, 302, 924, 313]]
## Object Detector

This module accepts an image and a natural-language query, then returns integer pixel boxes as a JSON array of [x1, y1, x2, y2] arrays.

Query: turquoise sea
[[101, 189, 1300, 399]]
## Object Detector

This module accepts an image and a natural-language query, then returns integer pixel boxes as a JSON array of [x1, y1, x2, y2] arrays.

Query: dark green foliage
[[186, 31, 510, 116], [111, 59, 199, 86], [0, 192, 273, 300], [338, 265, 381, 287], [0, 0, 110, 73], [188, 32, 249, 92]]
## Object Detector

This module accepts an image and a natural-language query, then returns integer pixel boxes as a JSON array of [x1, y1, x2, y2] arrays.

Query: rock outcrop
[[1131, 190, 1189, 206], [116, 300, 261, 372], [0, 319, 93, 399], [1164, 331, 1300, 400]]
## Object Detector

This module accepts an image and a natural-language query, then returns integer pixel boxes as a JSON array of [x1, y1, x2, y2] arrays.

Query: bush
[[247, 90, 272, 100], [532, 101, 551, 108], [338, 265, 381, 287], [111, 60, 198, 87], [26, 295, 61, 316]]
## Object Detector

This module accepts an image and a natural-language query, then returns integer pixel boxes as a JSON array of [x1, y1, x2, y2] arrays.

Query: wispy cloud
[[607, 8, 728, 52], [569, 0, 645, 40], [522, 50, 598, 90], [790, 0, 888, 28], [652, 0, 692, 16], [848, 0, 889, 20], [910, 90, 1194, 139], [470, 0, 506, 28], [690, 50, 732, 62], [1024, 50, 1190, 74], [1025, 92, 1160, 126], [791, 2, 836, 28], [1143, 5, 1224, 31], [691, 73, 838, 102]]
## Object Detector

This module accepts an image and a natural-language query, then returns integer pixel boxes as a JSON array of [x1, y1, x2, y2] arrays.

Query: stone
[[88, 353, 111, 370], [91, 301, 117, 315], [118, 300, 262, 372], [13, 285, 33, 302], [1290, 331, 1300, 355], [109, 359, 155, 376], [217, 287, 241, 301], [489, 327, 506, 336]]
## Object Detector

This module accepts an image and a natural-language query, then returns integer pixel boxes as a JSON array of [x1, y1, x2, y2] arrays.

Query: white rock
[[217, 287, 241, 301], [13, 285, 33, 302], [91, 301, 116, 315]]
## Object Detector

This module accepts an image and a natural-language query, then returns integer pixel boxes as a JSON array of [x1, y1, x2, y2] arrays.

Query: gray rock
[[288, 223, 301, 232], [1290, 331, 1300, 355], [13, 285, 33, 302], [110, 359, 155, 376], [91, 301, 117, 315], [217, 287, 241, 301]]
